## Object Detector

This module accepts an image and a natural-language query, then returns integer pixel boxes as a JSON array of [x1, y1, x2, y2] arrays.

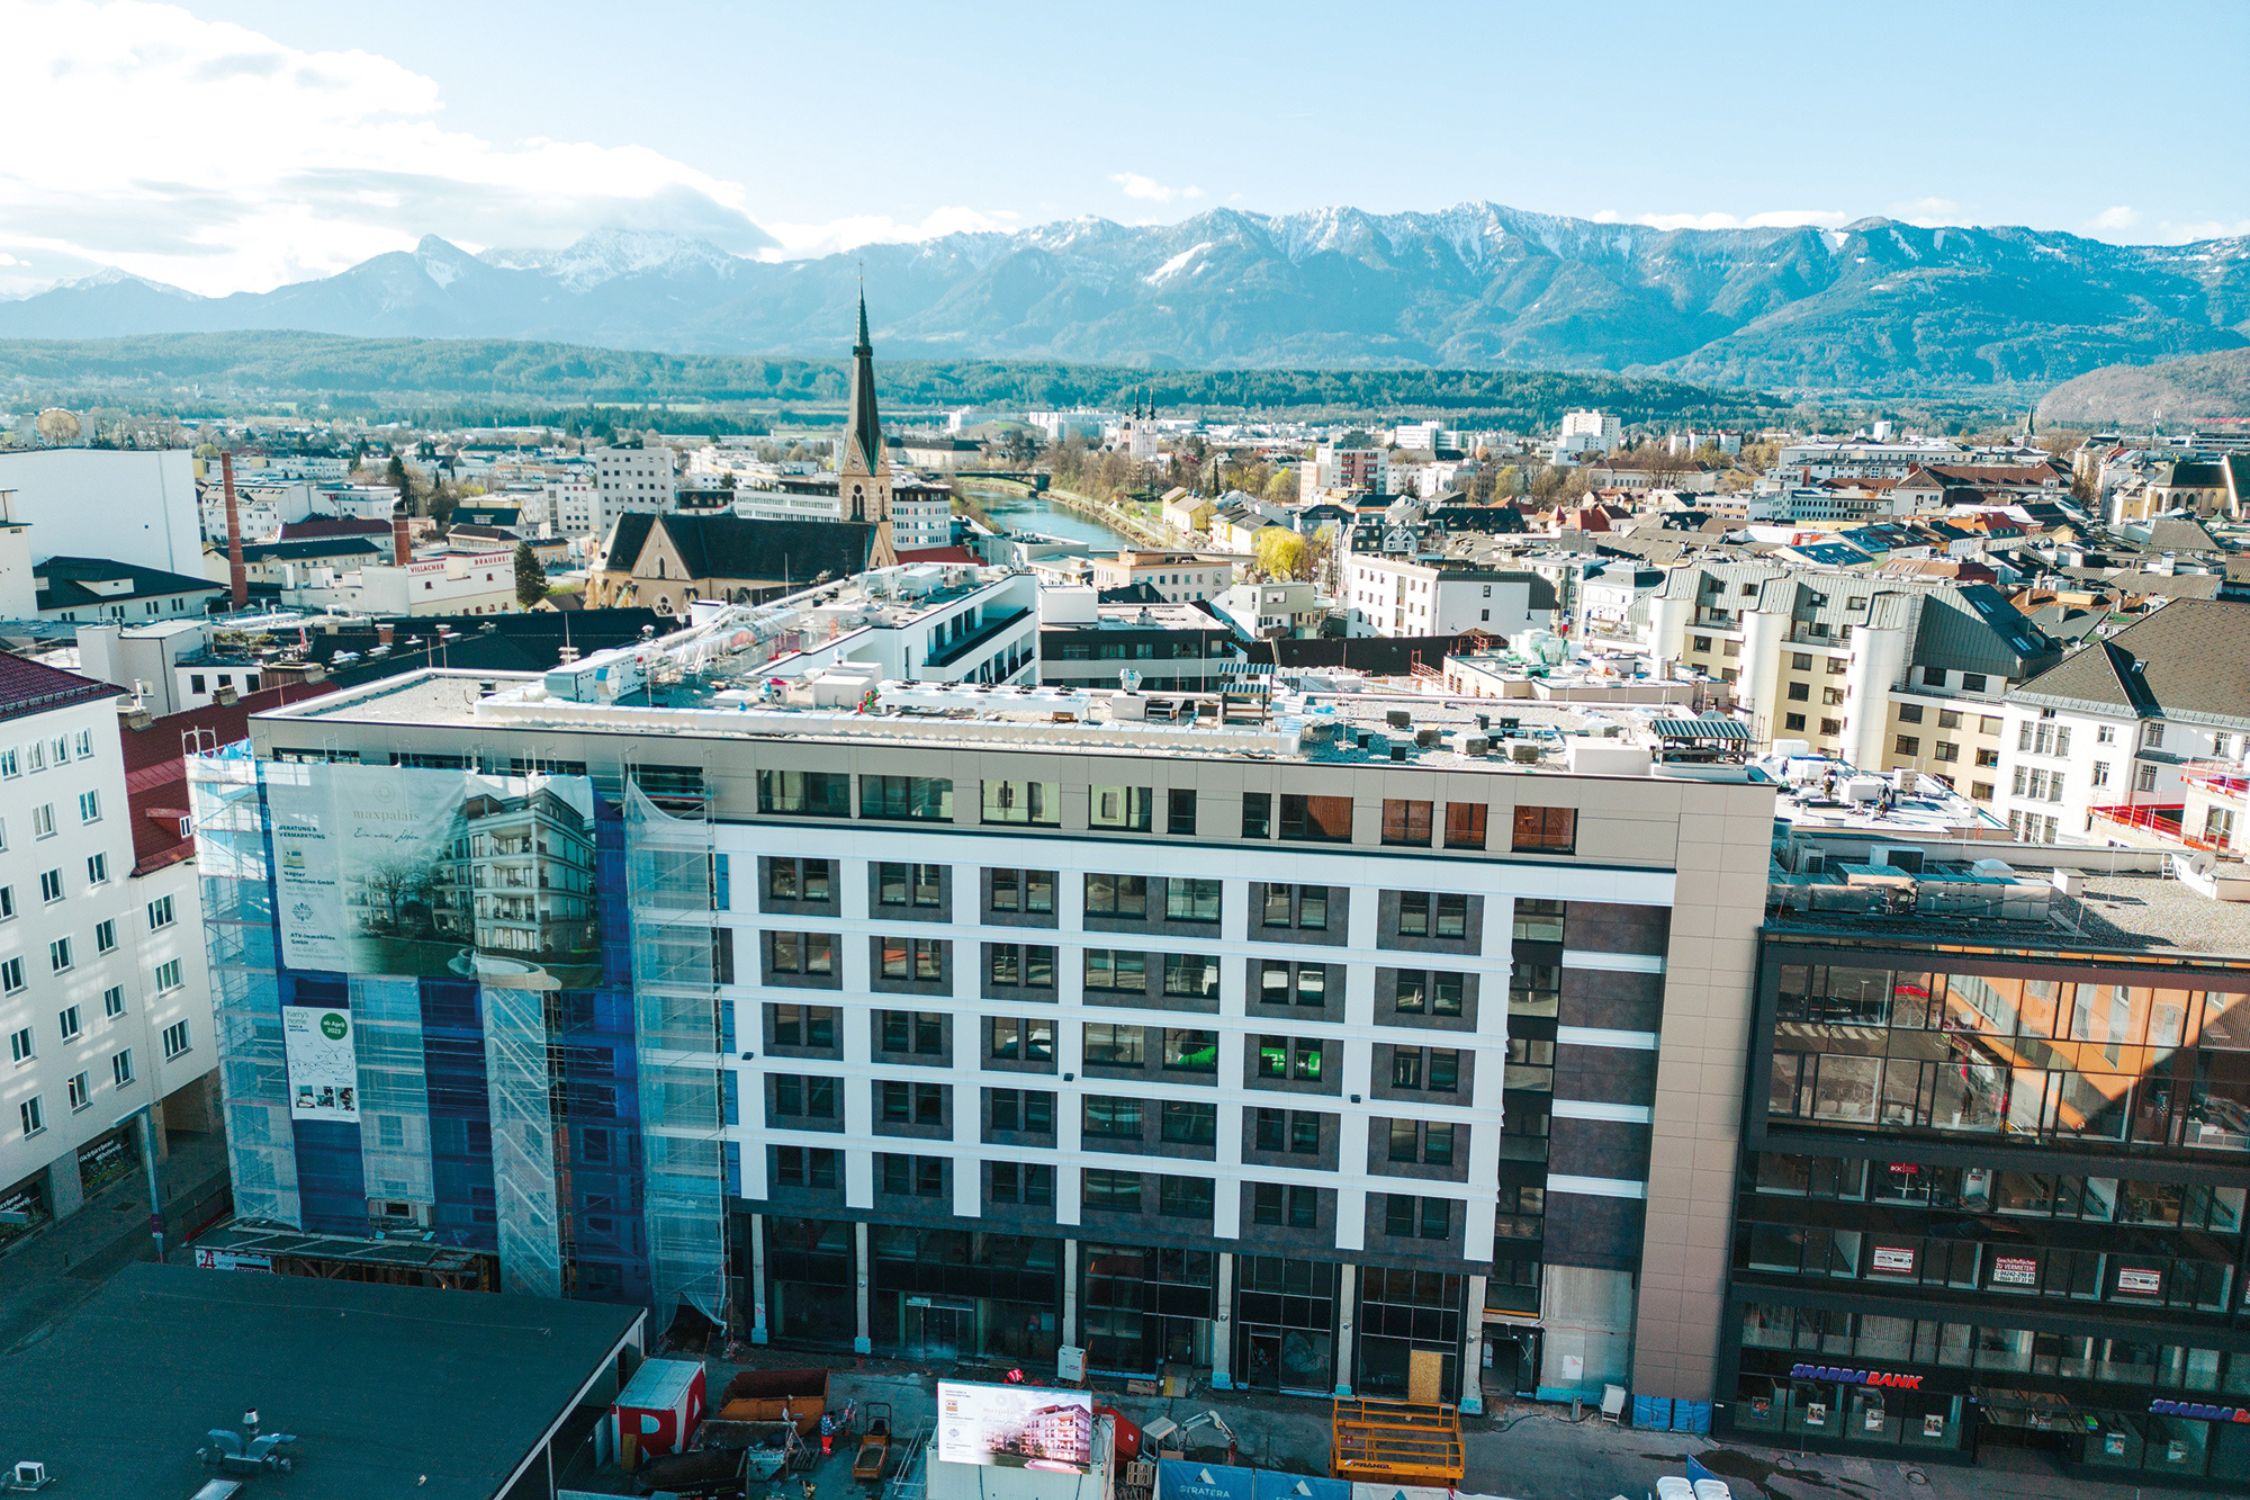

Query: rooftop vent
[[1386, 709, 1411, 729], [1415, 727, 1441, 749]]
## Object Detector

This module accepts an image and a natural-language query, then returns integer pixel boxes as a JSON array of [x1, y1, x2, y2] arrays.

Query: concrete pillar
[[1739, 606, 1786, 745], [1334, 1264, 1357, 1397], [853, 1220, 872, 1355], [750, 1214, 770, 1345], [44, 1154, 85, 1221], [1061, 1239, 1080, 1351], [1211, 1253, 1234, 1391], [1460, 1276, 1488, 1415]]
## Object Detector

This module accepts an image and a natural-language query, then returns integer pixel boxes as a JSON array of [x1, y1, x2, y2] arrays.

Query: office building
[[194, 621, 1777, 1413], [1728, 828, 2250, 1488]]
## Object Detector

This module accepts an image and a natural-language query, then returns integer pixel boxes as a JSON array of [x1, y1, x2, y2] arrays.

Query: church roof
[[606, 511, 878, 587]]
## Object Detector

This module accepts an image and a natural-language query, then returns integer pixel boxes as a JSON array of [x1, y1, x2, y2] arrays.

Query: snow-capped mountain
[[3, 205, 2246, 391]]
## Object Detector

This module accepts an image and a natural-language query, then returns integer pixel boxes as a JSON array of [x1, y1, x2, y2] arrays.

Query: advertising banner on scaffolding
[[264, 762, 602, 986], [282, 1004, 360, 1121]]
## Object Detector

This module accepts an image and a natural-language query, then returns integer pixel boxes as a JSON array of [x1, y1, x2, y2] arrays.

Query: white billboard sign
[[935, 1381, 1092, 1472], [282, 1005, 360, 1122]]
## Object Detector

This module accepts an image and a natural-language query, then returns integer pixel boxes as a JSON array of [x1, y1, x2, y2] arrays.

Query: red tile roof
[[0, 654, 120, 725], [121, 676, 345, 875]]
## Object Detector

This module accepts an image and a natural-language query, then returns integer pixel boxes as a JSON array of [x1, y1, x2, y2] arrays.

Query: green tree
[[513, 542, 548, 609], [1264, 468, 1299, 505]]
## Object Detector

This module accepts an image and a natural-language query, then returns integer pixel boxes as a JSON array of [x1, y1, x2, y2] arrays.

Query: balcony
[[2183, 761, 2250, 802], [924, 608, 1030, 669], [2087, 803, 2221, 852]]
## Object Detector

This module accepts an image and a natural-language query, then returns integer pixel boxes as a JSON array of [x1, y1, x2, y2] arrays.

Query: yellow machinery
[[1329, 1397, 1465, 1486]]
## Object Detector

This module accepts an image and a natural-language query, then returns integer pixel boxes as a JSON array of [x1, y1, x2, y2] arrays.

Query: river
[[962, 486, 1136, 553]]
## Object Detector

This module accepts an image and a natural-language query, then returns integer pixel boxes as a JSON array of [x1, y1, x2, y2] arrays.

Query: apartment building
[[194, 615, 1777, 1416], [1643, 564, 2058, 799], [1299, 444, 1389, 502], [1340, 556, 1559, 640], [1087, 552, 1236, 605], [1998, 599, 2250, 848], [0, 657, 215, 1246], [588, 446, 678, 535], [1734, 830, 2250, 1488]]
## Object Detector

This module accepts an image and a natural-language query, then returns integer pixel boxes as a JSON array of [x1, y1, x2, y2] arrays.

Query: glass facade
[[1726, 937, 2250, 1487]]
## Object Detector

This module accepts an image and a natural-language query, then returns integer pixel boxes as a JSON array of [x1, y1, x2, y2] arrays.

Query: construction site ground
[[611, 1348, 2150, 1500]]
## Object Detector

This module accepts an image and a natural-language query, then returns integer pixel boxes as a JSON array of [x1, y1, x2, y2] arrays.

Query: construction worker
[[819, 1411, 835, 1458]]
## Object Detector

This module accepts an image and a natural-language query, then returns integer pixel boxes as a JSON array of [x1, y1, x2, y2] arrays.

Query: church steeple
[[839, 279, 895, 568]]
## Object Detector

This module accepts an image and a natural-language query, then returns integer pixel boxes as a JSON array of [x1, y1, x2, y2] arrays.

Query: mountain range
[[3, 205, 2246, 393]]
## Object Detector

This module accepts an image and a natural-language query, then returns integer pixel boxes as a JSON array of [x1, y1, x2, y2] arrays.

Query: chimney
[[222, 451, 247, 611], [392, 512, 411, 567]]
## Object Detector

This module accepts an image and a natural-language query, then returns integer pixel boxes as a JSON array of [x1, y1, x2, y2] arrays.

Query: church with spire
[[838, 285, 898, 569]]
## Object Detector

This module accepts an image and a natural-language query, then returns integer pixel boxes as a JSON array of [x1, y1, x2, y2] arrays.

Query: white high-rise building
[[588, 447, 677, 535]]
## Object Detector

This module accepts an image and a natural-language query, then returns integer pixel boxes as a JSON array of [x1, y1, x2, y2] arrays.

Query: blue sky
[[4, 0, 2245, 295]]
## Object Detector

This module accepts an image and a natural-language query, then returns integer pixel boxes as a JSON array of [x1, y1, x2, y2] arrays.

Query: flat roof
[[0, 1262, 642, 1500]]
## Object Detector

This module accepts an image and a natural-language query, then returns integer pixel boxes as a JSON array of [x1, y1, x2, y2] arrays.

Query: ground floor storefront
[[1724, 1298, 2250, 1488], [740, 1211, 1489, 1407]]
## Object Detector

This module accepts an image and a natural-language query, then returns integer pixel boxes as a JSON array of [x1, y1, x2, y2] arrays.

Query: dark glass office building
[[1723, 839, 2250, 1488]]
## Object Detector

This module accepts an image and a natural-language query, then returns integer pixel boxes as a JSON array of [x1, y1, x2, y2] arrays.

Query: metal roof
[[1652, 717, 1750, 741]]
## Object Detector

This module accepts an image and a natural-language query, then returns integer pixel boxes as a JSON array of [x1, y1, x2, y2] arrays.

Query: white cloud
[[0, 0, 775, 294], [1893, 196, 1964, 224], [2156, 217, 2250, 242], [1589, 208, 1849, 231], [759, 206, 1023, 260], [1111, 172, 1204, 205], [2087, 204, 2141, 235]]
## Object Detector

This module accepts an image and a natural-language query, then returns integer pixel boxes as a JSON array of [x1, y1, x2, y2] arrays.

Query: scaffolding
[[623, 778, 729, 1328], [484, 980, 564, 1298], [1328, 1398, 1465, 1487], [188, 747, 301, 1227]]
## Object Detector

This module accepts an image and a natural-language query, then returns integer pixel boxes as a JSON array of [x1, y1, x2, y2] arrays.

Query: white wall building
[[0, 660, 215, 1238], [589, 447, 678, 535], [1340, 556, 1558, 639], [272, 549, 520, 617], [0, 449, 202, 577]]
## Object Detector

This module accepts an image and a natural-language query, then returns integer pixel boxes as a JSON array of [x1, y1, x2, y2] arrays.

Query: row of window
[[755, 770, 1577, 852], [760, 935, 1484, 991], [4, 948, 183, 1009], [13, 1022, 188, 1140], [761, 1031, 1465, 1095], [0, 727, 98, 780]]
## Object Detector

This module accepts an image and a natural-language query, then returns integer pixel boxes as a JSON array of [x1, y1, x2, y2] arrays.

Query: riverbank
[[957, 477, 1171, 549]]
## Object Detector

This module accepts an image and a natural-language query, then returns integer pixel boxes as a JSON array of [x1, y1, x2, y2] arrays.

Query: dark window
[[1168, 788, 1197, 835], [1090, 785, 1155, 832], [774, 1146, 839, 1188], [1163, 953, 1219, 999], [860, 774, 953, 822], [990, 869, 1057, 914], [878, 1010, 945, 1055], [988, 943, 1056, 989], [990, 1161, 1054, 1206], [1159, 1176, 1215, 1219], [878, 936, 946, 981], [1511, 805, 1576, 853], [1084, 949, 1149, 992], [1511, 898, 1564, 943], [757, 770, 849, 817], [981, 779, 1059, 826], [1083, 1024, 1145, 1067], [1381, 799, 1433, 846], [1084, 1095, 1144, 1138], [1161, 1100, 1216, 1145], [988, 1017, 1055, 1063], [1164, 878, 1223, 924], [1086, 874, 1149, 918], [772, 1075, 837, 1118], [767, 857, 835, 901], [767, 931, 835, 975], [877, 862, 944, 907], [1383, 1193, 1452, 1240], [1280, 793, 1353, 843], [1253, 1183, 1319, 1228], [1163, 1028, 1219, 1072], [770, 1004, 836, 1048], [1242, 792, 1272, 839], [1084, 1169, 1143, 1213]]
